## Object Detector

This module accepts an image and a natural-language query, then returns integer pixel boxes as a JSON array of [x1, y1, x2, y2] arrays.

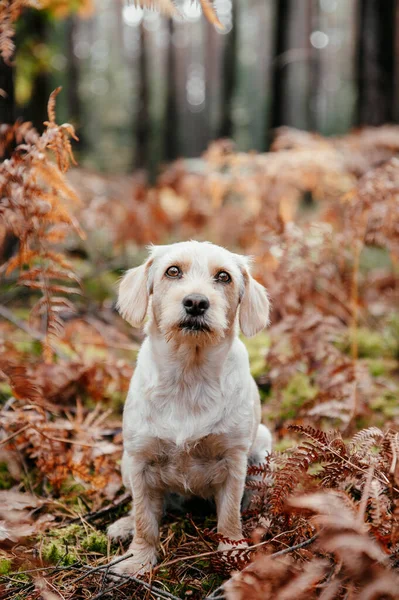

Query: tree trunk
[[66, 15, 83, 147], [16, 10, 50, 130], [218, 0, 237, 139], [0, 57, 15, 125], [270, 0, 294, 131], [163, 19, 179, 163], [356, 0, 396, 125], [135, 22, 150, 170]]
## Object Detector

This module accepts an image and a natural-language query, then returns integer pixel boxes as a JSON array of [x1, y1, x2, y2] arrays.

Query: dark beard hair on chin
[[179, 319, 211, 333]]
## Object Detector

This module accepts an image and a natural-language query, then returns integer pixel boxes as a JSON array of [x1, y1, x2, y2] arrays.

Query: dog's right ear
[[117, 258, 153, 328]]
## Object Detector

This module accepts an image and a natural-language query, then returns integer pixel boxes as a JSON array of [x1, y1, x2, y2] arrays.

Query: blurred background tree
[[0, 0, 398, 173]]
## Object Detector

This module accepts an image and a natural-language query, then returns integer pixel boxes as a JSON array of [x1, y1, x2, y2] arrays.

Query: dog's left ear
[[238, 265, 270, 337], [117, 258, 153, 328]]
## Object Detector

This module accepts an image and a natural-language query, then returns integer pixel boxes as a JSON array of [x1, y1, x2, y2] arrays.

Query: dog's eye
[[215, 271, 231, 283], [165, 266, 181, 278]]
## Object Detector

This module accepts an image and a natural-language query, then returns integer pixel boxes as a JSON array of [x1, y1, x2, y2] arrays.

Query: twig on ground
[[71, 552, 134, 583], [62, 492, 131, 525], [0, 423, 30, 445], [92, 571, 181, 600]]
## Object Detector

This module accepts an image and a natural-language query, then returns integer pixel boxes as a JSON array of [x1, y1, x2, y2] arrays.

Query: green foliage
[[280, 373, 318, 419], [370, 391, 399, 420], [367, 359, 390, 377], [81, 531, 108, 554], [345, 328, 388, 358], [42, 540, 78, 566], [0, 558, 12, 575], [41, 524, 107, 566], [387, 313, 399, 359], [83, 272, 119, 303], [0, 462, 14, 490], [243, 331, 270, 378]]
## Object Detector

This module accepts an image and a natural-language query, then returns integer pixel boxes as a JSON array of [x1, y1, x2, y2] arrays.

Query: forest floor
[[1, 120, 399, 599]]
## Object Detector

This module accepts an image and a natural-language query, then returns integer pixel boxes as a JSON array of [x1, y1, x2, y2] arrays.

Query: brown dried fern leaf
[[0, 89, 83, 360]]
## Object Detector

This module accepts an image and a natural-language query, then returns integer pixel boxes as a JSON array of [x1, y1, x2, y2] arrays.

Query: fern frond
[[368, 479, 390, 528], [0, 360, 42, 403], [349, 427, 384, 456], [0, 22, 15, 63], [47, 86, 62, 124]]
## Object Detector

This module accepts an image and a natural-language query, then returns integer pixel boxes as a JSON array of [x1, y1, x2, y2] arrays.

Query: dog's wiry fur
[[108, 241, 272, 574]]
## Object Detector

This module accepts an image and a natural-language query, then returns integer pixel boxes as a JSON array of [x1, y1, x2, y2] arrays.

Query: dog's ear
[[117, 258, 153, 328], [239, 265, 270, 337]]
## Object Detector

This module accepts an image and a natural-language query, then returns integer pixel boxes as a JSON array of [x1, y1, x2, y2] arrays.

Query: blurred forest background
[[1, 1, 399, 599], [1, 0, 399, 174]]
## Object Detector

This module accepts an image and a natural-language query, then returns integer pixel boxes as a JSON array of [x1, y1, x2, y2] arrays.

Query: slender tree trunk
[[270, 0, 294, 131], [0, 56, 15, 126], [356, 0, 396, 125], [163, 19, 178, 163], [66, 15, 83, 147], [135, 22, 150, 170], [307, 1, 320, 131], [218, 0, 237, 139], [16, 10, 50, 130]]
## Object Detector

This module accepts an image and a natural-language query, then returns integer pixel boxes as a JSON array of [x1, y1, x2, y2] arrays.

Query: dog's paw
[[110, 544, 157, 576], [107, 516, 135, 541]]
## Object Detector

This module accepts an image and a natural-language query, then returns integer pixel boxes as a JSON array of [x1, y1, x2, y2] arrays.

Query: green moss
[[280, 373, 318, 419], [0, 462, 14, 490], [41, 523, 109, 566], [56, 524, 83, 544], [81, 531, 108, 555], [42, 540, 77, 566], [0, 558, 12, 575]]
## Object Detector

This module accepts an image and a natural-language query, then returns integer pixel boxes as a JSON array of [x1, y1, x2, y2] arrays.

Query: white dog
[[108, 241, 272, 574]]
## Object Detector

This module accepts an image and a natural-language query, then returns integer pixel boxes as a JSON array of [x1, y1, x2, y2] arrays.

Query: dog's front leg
[[215, 449, 248, 551], [112, 460, 163, 575]]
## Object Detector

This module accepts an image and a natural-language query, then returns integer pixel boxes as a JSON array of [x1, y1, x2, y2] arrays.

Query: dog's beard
[[178, 317, 211, 333]]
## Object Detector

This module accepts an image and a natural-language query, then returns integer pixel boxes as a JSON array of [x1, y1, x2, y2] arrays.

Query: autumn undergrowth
[[0, 104, 399, 599]]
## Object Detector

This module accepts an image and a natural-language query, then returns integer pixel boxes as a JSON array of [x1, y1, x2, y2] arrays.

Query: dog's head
[[117, 241, 270, 345]]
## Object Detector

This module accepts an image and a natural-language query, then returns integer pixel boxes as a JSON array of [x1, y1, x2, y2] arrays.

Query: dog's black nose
[[183, 294, 210, 316]]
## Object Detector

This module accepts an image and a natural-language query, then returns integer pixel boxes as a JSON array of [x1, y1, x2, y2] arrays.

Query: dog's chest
[[140, 434, 234, 496], [142, 376, 232, 444]]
